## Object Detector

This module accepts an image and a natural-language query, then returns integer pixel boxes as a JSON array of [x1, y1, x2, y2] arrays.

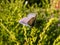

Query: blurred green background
[[0, 0, 60, 45]]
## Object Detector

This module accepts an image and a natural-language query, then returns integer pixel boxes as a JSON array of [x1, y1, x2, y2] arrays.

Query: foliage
[[24, 0, 50, 8], [0, 0, 60, 45]]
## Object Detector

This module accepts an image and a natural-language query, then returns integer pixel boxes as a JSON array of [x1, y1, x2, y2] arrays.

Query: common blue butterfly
[[19, 13, 37, 27]]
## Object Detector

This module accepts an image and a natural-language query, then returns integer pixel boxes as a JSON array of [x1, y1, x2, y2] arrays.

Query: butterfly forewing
[[19, 17, 30, 26]]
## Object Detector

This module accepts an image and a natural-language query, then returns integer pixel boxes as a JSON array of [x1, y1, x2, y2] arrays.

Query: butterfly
[[19, 13, 37, 27]]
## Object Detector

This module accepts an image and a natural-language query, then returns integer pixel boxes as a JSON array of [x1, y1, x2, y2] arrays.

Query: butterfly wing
[[19, 13, 37, 27], [27, 13, 36, 18], [28, 17, 35, 26], [27, 13, 37, 26], [19, 17, 30, 27]]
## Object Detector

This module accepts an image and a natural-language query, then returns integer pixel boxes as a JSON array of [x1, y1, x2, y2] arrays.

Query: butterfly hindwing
[[28, 17, 36, 26]]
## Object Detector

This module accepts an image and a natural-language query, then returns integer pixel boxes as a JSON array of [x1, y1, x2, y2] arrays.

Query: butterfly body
[[19, 13, 37, 27]]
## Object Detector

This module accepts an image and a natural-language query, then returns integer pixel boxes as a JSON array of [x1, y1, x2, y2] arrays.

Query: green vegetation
[[0, 0, 60, 45]]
